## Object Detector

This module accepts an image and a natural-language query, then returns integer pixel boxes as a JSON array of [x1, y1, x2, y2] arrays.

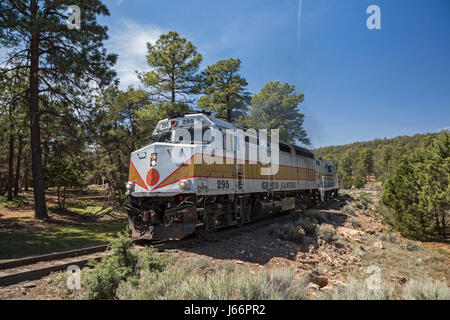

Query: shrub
[[317, 224, 337, 243], [137, 246, 167, 274], [270, 222, 305, 242], [297, 215, 318, 236], [353, 175, 365, 189], [357, 193, 373, 205], [330, 280, 394, 300], [381, 132, 450, 241], [350, 217, 362, 228], [404, 241, 421, 252], [402, 280, 450, 300], [339, 172, 353, 189], [48, 271, 75, 298], [341, 204, 356, 216], [117, 262, 308, 300], [83, 254, 134, 299], [379, 231, 397, 243], [82, 229, 166, 299]]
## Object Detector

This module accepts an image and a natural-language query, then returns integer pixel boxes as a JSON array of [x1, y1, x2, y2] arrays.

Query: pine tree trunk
[[57, 186, 60, 208], [7, 105, 14, 201], [14, 133, 23, 197], [24, 164, 29, 191], [19, 154, 28, 193], [29, 2, 48, 220], [62, 186, 66, 209], [441, 210, 446, 239]]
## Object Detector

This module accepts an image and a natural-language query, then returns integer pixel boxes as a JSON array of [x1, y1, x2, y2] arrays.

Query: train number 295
[[217, 179, 230, 189]]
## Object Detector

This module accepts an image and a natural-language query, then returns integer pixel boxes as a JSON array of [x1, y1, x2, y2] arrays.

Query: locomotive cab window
[[173, 127, 212, 144], [151, 131, 172, 143], [279, 143, 291, 153]]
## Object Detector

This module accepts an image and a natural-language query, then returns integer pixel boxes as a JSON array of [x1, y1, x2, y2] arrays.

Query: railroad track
[[0, 198, 344, 287], [0, 239, 156, 287]]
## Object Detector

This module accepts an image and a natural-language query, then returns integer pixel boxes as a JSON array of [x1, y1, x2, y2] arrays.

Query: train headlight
[[178, 180, 189, 190], [151, 153, 157, 166], [125, 181, 135, 193]]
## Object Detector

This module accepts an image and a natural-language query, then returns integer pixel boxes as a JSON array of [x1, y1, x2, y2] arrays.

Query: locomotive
[[125, 112, 338, 240]]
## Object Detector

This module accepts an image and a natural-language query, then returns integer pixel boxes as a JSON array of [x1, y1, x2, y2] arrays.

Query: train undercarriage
[[125, 189, 339, 241]]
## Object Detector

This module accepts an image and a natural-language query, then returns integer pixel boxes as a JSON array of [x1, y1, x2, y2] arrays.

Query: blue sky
[[101, 0, 450, 148]]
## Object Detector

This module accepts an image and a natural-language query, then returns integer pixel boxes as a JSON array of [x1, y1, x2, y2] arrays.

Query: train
[[125, 112, 339, 240]]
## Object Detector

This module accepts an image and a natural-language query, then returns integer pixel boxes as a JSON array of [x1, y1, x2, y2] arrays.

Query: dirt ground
[[1, 188, 448, 300], [0, 189, 113, 230]]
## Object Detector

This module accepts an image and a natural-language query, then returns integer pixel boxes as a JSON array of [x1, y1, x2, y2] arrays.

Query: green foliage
[[45, 156, 87, 209], [382, 131, 449, 240], [83, 229, 166, 299], [359, 148, 374, 177], [90, 86, 154, 201], [244, 81, 309, 144], [353, 175, 365, 189], [1, 0, 117, 218], [198, 58, 251, 122], [314, 133, 440, 184], [339, 171, 353, 189], [339, 151, 354, 176], [137, 246, 167, 274], [138, 31, 202, 104]]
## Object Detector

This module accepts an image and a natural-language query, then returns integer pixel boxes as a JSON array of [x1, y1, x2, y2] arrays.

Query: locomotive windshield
[[150, 127, 213, 144], [150, 131, 172, 143], [174, 127, 212, 144]]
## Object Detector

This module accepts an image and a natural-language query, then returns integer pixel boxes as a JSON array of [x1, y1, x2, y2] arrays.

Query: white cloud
[[106, 20, 164, 89]]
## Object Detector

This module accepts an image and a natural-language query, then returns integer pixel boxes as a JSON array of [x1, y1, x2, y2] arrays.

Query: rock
[[366, 229, 376, 235], [373, 241, 384, 249], [417, 258, 422, 263], [308, 283, 320, 290], [248, 252, 253, 258], [290, 252, 296, 256], [359, 246, 366, 251], [240, 250, 245, 254], [309, 273, 329, 288], [235, 260, 244, 265]]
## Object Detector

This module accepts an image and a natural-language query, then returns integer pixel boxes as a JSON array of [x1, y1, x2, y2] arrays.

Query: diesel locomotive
[[125, 112, 338, 240]]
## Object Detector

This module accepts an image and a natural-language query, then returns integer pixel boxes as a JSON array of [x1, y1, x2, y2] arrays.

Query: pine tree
[[382, 131, 449, 240], [0, 0, 117, 219], [360, 148, 374, 177], [416, 131, 449, 239], [198, 58, 251, 122], [138, 31, 202, 111], [245, 81, 309, 144]]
